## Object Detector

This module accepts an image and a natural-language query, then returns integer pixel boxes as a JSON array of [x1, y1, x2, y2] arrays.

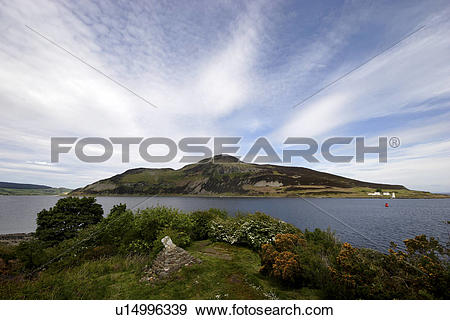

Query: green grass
[[0, 241, 323, 299], [0, 188, 71, 196], [120, 170, 184, 184]]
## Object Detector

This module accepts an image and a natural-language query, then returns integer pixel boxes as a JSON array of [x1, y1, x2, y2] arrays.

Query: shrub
[[260, 231, 340, 288], [328, 243, 387, 299], [272, 251, 300, 282], [127, 240, 152, 255], [209, 211, 300, 250], [134, 206, 193, 244], [0, 243, 16, 264], [97, 204, 136, 253], [15, 239, 49, 269], [327, 235, 450, 299], [274, 233, 305, 251], [260, 234, 304, 284], [0, 243, 21, 274], [82, 245, 117, 260], [384, 235, 449, 299], [303, 228, 341, 257], [190, 209, 227, 240], [36, 197, 103, 246]]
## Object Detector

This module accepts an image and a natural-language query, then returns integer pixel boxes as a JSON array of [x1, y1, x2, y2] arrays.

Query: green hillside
[[71, 155, 443, 198]]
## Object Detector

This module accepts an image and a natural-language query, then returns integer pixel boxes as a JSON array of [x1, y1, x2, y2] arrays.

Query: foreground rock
[[142, 236, 201, 282]]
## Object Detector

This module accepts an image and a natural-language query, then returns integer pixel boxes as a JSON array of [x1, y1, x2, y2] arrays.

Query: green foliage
[[190, 208, 228, 240], [96, 204, 136, 252], [295, 229, 341, 288], [209, 211, 300, 250], [36, 197, 103, 246], [260, 234, 305, 282], [127, 239, 152, 255], [328, 243, 388, 299], [384, 235, 449, 299], [260, 231, 449, 299], [0, 242, 322, 300], [134, 206, 194, 244], [328, 235, 449, 299], [4, 204, 448, 300], [14, 239, 49, 269], [151, 227, 192, 256], [0, 243, 16, 263], [260, 230, 340, 288]]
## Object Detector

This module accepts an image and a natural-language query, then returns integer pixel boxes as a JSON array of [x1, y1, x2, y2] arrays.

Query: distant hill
[[0, 182, 52, 189], [0, 181, 71, 195], [71, 155, 442, 198]]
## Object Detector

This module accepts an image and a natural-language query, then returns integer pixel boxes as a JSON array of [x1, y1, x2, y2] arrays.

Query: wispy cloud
[[0, 0, 449, 191]]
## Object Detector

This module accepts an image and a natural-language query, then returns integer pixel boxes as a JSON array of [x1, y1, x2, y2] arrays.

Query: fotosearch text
[[51, 136, 399, 164]]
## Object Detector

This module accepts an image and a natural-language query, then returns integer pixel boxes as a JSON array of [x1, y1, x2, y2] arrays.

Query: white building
[[368, 192, 381, 196]]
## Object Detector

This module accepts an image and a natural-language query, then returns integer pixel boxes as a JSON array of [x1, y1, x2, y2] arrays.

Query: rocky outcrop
[[142, 236, 201, 282]]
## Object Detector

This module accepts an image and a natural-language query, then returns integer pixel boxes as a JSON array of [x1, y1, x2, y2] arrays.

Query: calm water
[[0, 195, 448, 251]]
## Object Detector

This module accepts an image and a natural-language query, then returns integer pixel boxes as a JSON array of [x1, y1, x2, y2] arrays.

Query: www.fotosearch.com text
[[51, 136, 400, 164]]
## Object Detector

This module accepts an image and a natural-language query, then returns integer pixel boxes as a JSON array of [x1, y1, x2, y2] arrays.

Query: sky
[[0, 0, 449, 192]]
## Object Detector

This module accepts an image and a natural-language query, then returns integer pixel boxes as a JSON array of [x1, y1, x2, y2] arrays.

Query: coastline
[[67, 192, 450, 199], [1, 193, 448, 199]]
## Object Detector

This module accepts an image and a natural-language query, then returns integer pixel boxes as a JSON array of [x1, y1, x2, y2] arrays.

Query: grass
[[0, 241, 323, 299], [0, 188, 71, 196]]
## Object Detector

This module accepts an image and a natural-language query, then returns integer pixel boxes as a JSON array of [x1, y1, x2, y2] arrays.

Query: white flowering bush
[[209, 211, 300, 250]]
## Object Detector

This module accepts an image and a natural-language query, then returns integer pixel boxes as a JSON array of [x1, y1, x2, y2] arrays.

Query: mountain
[[0, 182, 52, 189], [71, 155, 442, 198], [0, 181, 71, 195]]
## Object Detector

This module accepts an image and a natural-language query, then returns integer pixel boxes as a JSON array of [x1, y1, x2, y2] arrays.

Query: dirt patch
[[227, 274, 242, 284], [199, 246, 232, 260]]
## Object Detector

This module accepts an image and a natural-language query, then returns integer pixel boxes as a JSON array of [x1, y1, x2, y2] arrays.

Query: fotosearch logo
[[51, 136, 398, 164]]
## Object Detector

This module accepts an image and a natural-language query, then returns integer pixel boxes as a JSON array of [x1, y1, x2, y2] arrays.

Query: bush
[[384, 235, 449, 299], [127, 239, 152, 255], [328, 235, 449, 299], [36, 197, 103, 246], [96, 204, 136, 253], [209, 211, 300, 250], [190, 209, 228, 240], [328, 243, 387, 299], [260, 234, 305, 282], [134, 206, 193, 244], [260, 230, 341, 288], [81, 245, 117, 260], [0, 243, 22, 274], [261, 232, 449, 299], [15, 239, 49, 269]]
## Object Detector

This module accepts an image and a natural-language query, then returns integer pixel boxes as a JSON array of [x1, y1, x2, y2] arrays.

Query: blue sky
[[0, 0, 449, 192]]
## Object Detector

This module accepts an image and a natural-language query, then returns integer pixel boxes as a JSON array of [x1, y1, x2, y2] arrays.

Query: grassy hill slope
[[0, 240, 321, 299], [71, 155, 443, 198]]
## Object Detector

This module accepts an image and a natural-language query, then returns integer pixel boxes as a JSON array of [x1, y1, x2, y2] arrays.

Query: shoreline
[[1, 193, 449, 199], [67, 192, 450, 199]]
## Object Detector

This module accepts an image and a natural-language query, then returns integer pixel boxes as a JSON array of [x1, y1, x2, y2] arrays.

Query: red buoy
[[385, 203, 389, 207]]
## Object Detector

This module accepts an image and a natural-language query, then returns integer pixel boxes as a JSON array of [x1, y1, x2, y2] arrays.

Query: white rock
[[161, 236, 176, 249]]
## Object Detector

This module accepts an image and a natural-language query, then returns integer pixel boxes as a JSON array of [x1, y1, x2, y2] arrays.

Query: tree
[[36, 197, 103, 246]]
